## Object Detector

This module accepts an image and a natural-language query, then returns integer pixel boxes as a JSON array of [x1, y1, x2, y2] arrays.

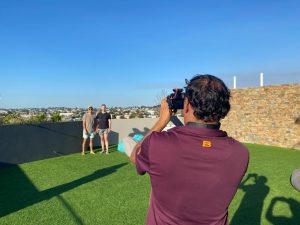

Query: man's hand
[[157, 98, 173, 128], [130, 98, 173, 164]]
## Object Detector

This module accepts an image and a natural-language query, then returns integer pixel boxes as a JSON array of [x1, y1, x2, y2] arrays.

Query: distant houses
[[0, 106, 160, 125]]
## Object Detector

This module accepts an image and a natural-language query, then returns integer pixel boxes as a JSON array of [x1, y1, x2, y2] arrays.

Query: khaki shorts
[[99, 129, 108, 135]]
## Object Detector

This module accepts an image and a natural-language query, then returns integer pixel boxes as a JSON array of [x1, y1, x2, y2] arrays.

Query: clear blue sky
[[1, 0, 299, 108]]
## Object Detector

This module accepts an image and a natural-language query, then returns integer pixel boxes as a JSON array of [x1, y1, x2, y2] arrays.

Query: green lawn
[[0, 144, 300, 225]]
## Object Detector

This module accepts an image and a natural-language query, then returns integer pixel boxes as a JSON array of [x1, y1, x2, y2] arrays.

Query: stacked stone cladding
[[221, 83, 300, 149]]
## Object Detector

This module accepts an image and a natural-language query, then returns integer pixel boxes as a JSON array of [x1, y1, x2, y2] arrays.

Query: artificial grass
[[0, 144, 300, 225], [229, 143, 300, 225]]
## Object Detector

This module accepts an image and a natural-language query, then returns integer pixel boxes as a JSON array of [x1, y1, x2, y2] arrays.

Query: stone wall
[[221, 84, 300, 149]]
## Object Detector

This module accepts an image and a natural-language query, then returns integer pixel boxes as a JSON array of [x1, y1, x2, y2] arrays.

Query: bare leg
[[82, 138, 87, 155], [90, 138, 95, 154], [100, 135, 105, 153], [104, 133, 109, 154]]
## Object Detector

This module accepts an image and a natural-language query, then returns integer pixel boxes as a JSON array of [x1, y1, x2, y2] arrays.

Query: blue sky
[[0, 0, 299, 108]]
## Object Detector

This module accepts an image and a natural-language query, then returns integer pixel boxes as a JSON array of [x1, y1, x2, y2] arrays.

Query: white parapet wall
[[0, 116, 184, 166], [110, 116, 184, 143], [110, 118, 157, 143]]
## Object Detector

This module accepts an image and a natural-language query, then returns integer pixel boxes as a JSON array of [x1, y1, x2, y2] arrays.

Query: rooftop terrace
[[0, 143, 300, 224]]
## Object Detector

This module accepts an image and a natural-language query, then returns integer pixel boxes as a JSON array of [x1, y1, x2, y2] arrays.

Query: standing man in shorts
[[82, 106, 97, 155], [96, 104, 112, 154]]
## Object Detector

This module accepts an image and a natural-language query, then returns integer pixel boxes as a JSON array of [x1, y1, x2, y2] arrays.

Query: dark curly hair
[[185, 74, 231, 122]]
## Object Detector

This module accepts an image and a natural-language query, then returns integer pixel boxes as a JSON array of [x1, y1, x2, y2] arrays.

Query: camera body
[[166, 89, 185, 112]]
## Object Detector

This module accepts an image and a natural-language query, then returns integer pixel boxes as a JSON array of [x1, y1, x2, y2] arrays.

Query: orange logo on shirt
[[202, 140, 212, 148]]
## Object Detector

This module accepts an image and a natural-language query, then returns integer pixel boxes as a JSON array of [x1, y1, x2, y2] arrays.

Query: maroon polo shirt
[[136, 125, 249, 225]]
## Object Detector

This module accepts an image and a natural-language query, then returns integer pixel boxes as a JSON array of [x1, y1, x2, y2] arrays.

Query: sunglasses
[[88, 108, 93, 110]]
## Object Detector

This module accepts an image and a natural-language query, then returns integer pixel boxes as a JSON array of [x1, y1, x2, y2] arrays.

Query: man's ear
[[184, 97, 189, 114]]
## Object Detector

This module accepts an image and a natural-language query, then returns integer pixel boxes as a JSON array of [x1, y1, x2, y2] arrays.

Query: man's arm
[[95, 114, 99, 132], [130, 99, 172, 164], [82, 117, 87, 133], [108, 118, 112, 132]]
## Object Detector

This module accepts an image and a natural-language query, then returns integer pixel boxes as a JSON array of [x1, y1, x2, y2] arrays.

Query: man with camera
[[129, 75, 249, 225]]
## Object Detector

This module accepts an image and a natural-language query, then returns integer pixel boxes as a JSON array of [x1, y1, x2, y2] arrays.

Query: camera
[[166, 89, 185, 112]]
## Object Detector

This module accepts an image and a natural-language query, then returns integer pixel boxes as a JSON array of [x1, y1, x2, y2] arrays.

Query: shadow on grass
[[108, 144, 118, 153], [57, 195, 85, 225], [230, 173, 270, 225], [0, 162, 15, 169], [266, 196, 300, 225], [0, 162, 127, 218]]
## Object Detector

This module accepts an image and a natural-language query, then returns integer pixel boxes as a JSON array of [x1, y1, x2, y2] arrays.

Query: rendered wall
[[0, 118, 157, 167]]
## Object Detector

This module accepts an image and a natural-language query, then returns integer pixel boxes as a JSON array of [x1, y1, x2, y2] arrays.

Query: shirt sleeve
[[135, 133, 152, 175]]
